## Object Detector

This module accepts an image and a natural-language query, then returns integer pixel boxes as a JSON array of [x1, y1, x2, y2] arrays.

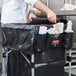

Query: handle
[[31, 17, 67, 24]]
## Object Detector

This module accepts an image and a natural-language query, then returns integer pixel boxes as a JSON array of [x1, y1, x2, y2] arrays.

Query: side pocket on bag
[[35, 34, 47, 52]]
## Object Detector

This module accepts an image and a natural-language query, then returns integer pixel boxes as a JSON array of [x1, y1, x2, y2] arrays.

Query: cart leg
[[2, 48, 8, 76], [69, 49, 72, 76], [1, 48, 12, 76], [31, 54, 35, 76]]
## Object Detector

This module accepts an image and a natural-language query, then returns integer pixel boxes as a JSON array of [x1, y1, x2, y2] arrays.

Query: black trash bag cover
[[1, 25, 37, 55]]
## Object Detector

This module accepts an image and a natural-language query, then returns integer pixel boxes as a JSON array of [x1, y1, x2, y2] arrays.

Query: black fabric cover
[[35, 48, 65, 64], [64, 33, 73, 50], [7, 51, 31, 76], [1, 23, 66, 76], [35, 62, 65, 76], [1, 25, 38, 55], [35, 33, 64, 52], [2, 25, 65, 54]]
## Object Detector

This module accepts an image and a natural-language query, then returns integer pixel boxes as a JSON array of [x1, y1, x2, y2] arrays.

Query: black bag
[[1, 25, 37, 55]]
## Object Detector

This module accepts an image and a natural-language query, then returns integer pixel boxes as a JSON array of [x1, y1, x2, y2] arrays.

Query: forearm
[[29, 0, 57, 23], [34, 0, 53, 15]]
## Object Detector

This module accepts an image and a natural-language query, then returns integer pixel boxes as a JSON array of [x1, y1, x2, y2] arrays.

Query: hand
[[47, 11, 57, 23], [28, 12, 37, 22]]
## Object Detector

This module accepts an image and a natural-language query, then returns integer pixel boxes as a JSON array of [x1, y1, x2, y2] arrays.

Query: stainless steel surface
[[0, 8, 76, 16], [55, 10, 76, 16], [0, 8, 1, 15]]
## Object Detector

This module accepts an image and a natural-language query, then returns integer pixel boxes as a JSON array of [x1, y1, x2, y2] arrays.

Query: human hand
[[47, 10, 57, 23], [28, 12, 37, 22]]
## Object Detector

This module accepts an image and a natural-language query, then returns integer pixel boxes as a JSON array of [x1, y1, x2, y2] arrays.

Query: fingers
[[47, 11, 57, 23], [29, 11, 57, 23], [48, 15, 57, 23], [28, 13, 37, 22]]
